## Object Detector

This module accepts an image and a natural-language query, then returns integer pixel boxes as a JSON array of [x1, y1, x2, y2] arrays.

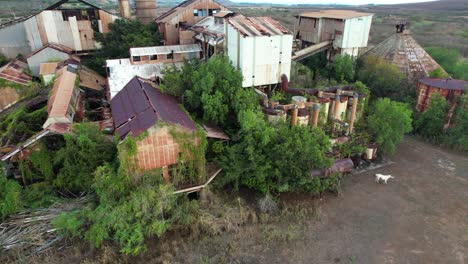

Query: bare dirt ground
[[168, 137, 468, 264]]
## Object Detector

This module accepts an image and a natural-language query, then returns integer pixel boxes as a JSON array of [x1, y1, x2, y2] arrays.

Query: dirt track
[[173, 137, 468, 264]]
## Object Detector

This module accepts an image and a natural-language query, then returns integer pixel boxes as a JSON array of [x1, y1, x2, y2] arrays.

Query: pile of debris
[[0, 195, 93, 256]]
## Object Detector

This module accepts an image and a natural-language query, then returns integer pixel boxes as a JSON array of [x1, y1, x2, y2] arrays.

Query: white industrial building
[[106, 44, 202, 98], [225, 16, 293, 88], [294, 10, 373, 58]]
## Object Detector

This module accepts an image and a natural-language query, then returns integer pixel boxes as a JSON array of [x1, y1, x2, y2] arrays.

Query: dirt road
[[173, 137, 468, 264]]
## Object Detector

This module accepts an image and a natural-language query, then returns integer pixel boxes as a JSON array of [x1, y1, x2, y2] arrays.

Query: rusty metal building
[[26, 43, 73, 76], [156, 0, 228, 45], [0, 0, 120, 59], [416, 77, 467, 113]]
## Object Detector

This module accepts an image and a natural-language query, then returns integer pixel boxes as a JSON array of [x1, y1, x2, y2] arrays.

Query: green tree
[[429, 67, 450, 78], [85, 19, 160, 75], [366, 98, 413, 155], [453, 60, 468, 80], [0, 164, 23, 219], [414, 93, 449, 142], [425, 47, 460, 75], [162, 56, 260, 130], [218, 110, 333, 194], [0, 53, 8, 67], [357, 56, 405, 99], [331, 54, 355, 83], [53, 123, 117, 194], [445, 94, 468, 151]]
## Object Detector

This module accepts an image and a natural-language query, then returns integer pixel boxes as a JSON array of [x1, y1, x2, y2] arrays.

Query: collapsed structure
[[0, 0, 120, 59], [294, 10, 373, 60], [156, 0, 228, 46]]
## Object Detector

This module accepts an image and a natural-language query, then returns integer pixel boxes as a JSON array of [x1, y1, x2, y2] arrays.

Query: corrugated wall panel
[[42, 11, 59, 44], [77, 20, 95, 50], [24, 17, 43, 51], [0, 22, 31, 58], [52, 11, 75, 50], [69, 16, 82, 50], [34, 13, 49, 46], [27, 48, 70, 76]]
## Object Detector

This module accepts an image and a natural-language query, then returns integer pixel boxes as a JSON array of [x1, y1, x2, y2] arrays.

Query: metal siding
[[69, 16, 82, 50], [78, 20, 95, 50], [24, 17, 43, 51], [42, 11, 59, 44], [341, 16, 372, 49], [0, 22, 31, 58], [53, 12, 75, 50], [34, 13, 49, 46], [27, 48, 70, 76]]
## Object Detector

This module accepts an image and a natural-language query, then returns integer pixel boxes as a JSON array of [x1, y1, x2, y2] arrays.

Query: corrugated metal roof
[[130, 44, 202, 57], [48, 67, 77, 118], [106, 58, 184, 98], [0, 59, 33, 85], [156, 0, 227, 23], [27, 43, 73, 59], [299, 10, 373, 20], [227, 16, 291, 37], [111, 77, 197, 140], [214, 11, 233, 18], [419, 77, 468, 91], [39, 62, 59, 75]]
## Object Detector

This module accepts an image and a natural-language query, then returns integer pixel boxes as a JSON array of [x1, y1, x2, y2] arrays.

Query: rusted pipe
[[349, 94, 359, 134], [333, 95, 341, 120], [311, 158, 354, 178], [312, 104, 320, 127], [291, 105, 299, 126]]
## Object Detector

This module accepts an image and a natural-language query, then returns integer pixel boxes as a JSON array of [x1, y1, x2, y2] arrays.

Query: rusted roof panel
[[111, 77, 196, 140], [39, 62, 59, 75], [300, 10, 373, 20], [227, 16, 291, 37], [0, 59, 33, 85], [202, 124, 230, 140], [419, 77, 468, 91], [48, 67, 77, 118], [27, 43, 73, 59]]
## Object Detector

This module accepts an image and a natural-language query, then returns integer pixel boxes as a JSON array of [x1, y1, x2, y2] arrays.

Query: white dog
[[375, 174, 394, 184]]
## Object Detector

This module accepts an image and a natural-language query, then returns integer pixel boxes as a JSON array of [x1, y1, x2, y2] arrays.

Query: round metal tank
[[135, 0, 158, 24], [263, 108, 286, 123], [335, 97, 348, 121], [292, 96, 307, 109]]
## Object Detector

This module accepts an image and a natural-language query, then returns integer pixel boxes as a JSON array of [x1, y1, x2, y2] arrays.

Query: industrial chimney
[[118, 0, 132, 20], [135, 0, 158, 25]]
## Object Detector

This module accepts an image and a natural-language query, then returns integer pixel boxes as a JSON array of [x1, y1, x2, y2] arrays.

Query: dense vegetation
[[425, 47, 468, 80]]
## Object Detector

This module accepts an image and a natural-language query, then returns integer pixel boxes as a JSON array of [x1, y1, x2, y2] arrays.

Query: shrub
[[0, 165, 23, 219], [414, 93, 449, 142], [366, 98, 413, 155], [0, 53, 8, 67], [52, 211, 85, 238]]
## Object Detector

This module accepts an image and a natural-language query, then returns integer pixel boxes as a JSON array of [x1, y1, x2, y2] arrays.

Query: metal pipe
[[312, 103, 321, 127], [333, 95, 341, 120], [291, 105, 299, 126], [349, 94, 359, 134]]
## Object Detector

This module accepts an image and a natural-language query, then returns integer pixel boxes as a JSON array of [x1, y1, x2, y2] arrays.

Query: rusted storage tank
[[319, 98, 330, 123], [263, 108, 286, 123], [135, 0, 158, 24], [288, 108, 309, 125], [335, 97, 348, 121], [118, 0, 132, 19]]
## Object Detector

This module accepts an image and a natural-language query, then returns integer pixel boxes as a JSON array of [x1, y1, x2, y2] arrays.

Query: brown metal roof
[[299, 10, 373, 20], [0, 59, 33, 85], [39, 62, 59, 75], [78, 66, 105, 91], [202, 124, 230, 140], [214, 11, 233, 18], [419, 77, 468, 91], [27, 43, 73, 59], [156, 0, 227, 23], [111, 77, 197, 140], [48, 67, 77, 118], [227, 16, 291, 37]]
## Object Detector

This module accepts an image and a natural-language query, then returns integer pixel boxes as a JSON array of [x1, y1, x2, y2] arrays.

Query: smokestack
[[135, 0, 158, 25], [118, 0, 132, 19]]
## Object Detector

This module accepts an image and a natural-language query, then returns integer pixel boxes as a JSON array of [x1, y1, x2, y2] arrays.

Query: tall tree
[[415, 93, 450, 142]]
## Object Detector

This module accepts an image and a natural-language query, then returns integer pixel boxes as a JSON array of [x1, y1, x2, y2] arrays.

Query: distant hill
[[362, 0, 467, 12]]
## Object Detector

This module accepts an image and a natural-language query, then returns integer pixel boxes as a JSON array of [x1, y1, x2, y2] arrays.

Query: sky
[[230, 0, 437, 5]]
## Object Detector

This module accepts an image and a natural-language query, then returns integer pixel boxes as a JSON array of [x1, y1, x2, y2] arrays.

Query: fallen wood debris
[[0, 195, 93, 255]]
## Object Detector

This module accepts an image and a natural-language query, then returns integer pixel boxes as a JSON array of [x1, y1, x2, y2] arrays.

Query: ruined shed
[[294, 10, 373, 58], [0, 0, 119, 59], [111, 77, 202, 182], [156, 0, 228, 45], [416, 77, 467, 112], [225, 16, 293, 87]]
